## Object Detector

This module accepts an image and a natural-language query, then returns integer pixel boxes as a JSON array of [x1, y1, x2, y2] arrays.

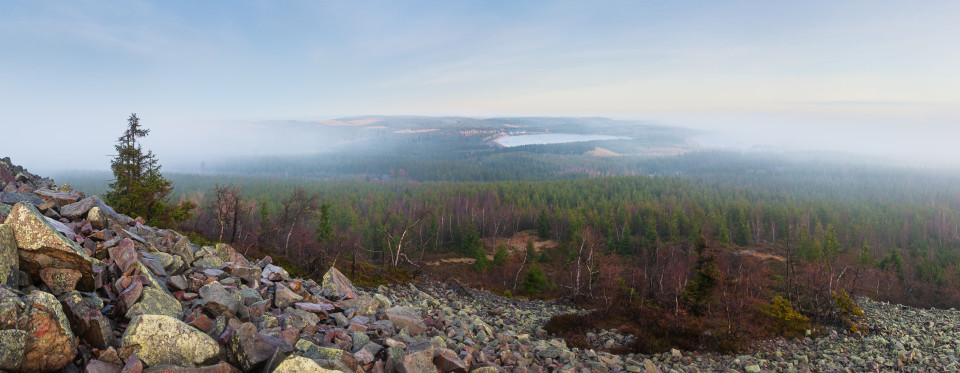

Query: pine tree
[[104, 113, 192, 226]]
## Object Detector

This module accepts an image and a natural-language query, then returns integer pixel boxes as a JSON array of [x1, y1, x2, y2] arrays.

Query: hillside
[[1, 156, 959, 372]]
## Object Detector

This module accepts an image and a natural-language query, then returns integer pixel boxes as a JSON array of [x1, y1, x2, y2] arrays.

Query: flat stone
[[141, 362, 242, 373], [85, 360, 122, 373], [40, 267, 82, 296], [273, 355, 341, 373], [0, 224, 17, 289], [0, 192, 44, 206], [295, 339, 343, 361], [33, 188, 81, 205], [120, 314, 221, 367], [7, 202, 99, 291]]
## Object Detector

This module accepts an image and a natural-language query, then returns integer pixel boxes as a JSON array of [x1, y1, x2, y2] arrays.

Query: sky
[[1, 0, 958, 172]]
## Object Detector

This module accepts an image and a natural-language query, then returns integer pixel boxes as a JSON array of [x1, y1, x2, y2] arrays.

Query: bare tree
[[208, 184, 246, 243], [276, 188, 322, 254]]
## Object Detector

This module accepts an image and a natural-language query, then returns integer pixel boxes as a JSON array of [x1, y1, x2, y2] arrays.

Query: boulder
[[199, 282, 245, 319], [59, 195, 102, 219], [120, 314, 220, 367], [384, 306, 428, 335], [33, 188, 81, 205], [142, 362, 243, 373], [0, 329, 27, 371], [0, 192, 44, 206], [398, 346, 439, 373], [272, 356, 341, 373], [0, 224, 17, 288], [321, 267, 357, 300], [59, 291, 116, 349], [7, 202, 99, 291], [261, 264, 288, 281], [109, 238, 138, 274], [19, 290, 78, 372], [40, 267, 82, 295], [274, 285, 303, 309], [88, 206, 108, 229], [125, 285, 184, 320], [434, 348, 468, 373], [225, 322, 293, 371]]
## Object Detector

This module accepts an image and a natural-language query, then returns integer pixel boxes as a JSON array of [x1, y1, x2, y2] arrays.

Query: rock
[[59, 291, 116, 349], [228, 264, 261, 285], [374, 293, 391, 308], [7, 202, 99, 291], [125, 286, 184, 320], [0, 224, 17, 288], [398, 346, 439, 373], [384, 306, 428, 335], [199, 282, 246, 319], [122, 353, 144, 373], [117, 282, 144, 315], [272, 356, 341, 373], [85, 360, 123, 373], [19, 290, 78, 372], [120, 314, 220, 367], [0, 329, 27, 371], [226, 322, 293, 371], [434, 347, 468, 373], [261, 264, 288, 281], [0, 192, 44, 206], [340, 294, 378, 315], [744, 365, 761, 373], [60, 195, 103, 220], [109, 239, 139, 274], [321, 267, 357, 300], [40, 267, 82, 295], [88, 206, 108, 230], [142, 362, 242, 373], [274, 286, 303, 309], [33, 188, 81, 205], [295, 339, 344, 360]]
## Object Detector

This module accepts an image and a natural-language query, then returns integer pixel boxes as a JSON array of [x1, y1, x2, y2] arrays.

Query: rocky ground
[[2, 156, 960, 373]]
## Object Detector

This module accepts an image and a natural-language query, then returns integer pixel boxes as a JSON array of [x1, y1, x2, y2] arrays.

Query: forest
[[54, 145, 960, 353]]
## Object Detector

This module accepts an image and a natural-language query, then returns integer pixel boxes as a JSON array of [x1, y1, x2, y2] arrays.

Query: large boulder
[[398, 346, 439, 373], [272, 355, 341, 373], [58, 195, 100, 219], [384, 306, 428, 335], [0, 192, 44, 206], [120, 314, 220, 367], [125, 285, 184, 320], [321, 267, 357, 300], [0, 224, 17, 288], [18, 290, 78, 372], [7, 202, 100, 291]]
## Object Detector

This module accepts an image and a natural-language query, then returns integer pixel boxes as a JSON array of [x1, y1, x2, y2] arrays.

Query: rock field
[[2, 156, 959, 373]]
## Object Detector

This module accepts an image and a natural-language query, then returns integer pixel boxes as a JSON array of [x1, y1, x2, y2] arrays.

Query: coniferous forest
[[54, 116, 960, 352]]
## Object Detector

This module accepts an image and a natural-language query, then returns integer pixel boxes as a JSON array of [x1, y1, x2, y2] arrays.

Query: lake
[[494, 133, 628, 147]]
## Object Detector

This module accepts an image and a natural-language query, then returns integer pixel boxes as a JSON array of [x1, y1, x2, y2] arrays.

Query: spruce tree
[[104, 113, 191, 226]]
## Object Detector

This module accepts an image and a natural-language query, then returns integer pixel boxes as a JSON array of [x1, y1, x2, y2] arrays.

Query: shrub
[[833, 290, 866, 333], [760, 296, 810, 337]]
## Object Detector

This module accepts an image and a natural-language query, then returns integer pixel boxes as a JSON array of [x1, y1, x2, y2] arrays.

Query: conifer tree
[[104, 113, 192, 226]]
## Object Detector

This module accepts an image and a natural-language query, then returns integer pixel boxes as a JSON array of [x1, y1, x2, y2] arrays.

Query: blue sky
[[2, 1, 958, 171]]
